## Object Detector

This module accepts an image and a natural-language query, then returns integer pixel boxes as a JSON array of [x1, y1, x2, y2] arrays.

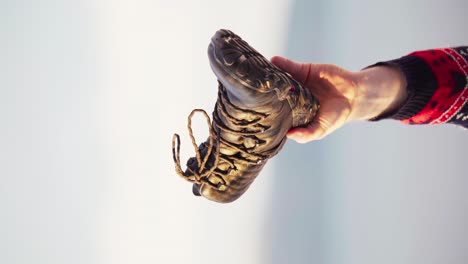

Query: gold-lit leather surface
[[172, 29, 319, 203]]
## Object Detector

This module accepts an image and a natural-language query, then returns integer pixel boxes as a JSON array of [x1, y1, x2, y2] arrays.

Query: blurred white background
[[1, 0, 467, 264]]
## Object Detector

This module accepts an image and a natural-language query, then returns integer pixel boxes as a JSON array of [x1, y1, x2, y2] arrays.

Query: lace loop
[[172, 85, 271, 191], [172, 109, 220, 184]]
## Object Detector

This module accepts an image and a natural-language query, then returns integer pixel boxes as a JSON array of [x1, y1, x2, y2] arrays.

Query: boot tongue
[[185, 142, 208, 172], [185, 141, 216, 197], [186, 157, 202, 197], [192, 184, 201, 196]]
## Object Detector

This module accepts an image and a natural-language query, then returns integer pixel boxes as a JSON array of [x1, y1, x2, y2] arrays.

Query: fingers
[[286, 121, 326, 143], [287, 100, 351, 143], [271, 56, 356, 143], [271, 56, 311, 84]]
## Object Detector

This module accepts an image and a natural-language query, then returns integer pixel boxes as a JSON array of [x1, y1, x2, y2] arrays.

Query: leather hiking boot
[[172, 29, 319, 203]]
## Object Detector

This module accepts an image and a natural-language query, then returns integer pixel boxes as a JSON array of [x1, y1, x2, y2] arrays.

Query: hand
[[271, 56, 406, 143], [272, 56, 359, 143]]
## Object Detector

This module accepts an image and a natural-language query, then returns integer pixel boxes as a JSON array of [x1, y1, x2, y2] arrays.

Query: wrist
[[349, 65, 407, 121]]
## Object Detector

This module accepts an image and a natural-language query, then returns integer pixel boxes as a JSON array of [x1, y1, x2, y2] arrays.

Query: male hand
[[271, 56, 406, 143]]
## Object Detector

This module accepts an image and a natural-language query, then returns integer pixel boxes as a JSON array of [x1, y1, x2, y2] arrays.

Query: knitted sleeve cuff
[[368, 55, 438, 122]]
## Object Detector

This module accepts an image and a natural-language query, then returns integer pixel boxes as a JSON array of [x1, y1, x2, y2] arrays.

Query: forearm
[[350, 65, 407, 121], [352, 47, 468, 128]]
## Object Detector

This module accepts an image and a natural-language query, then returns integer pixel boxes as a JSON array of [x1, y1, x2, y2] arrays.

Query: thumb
[[287, 120, 326, 143], [271, 56, 310, 84]]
